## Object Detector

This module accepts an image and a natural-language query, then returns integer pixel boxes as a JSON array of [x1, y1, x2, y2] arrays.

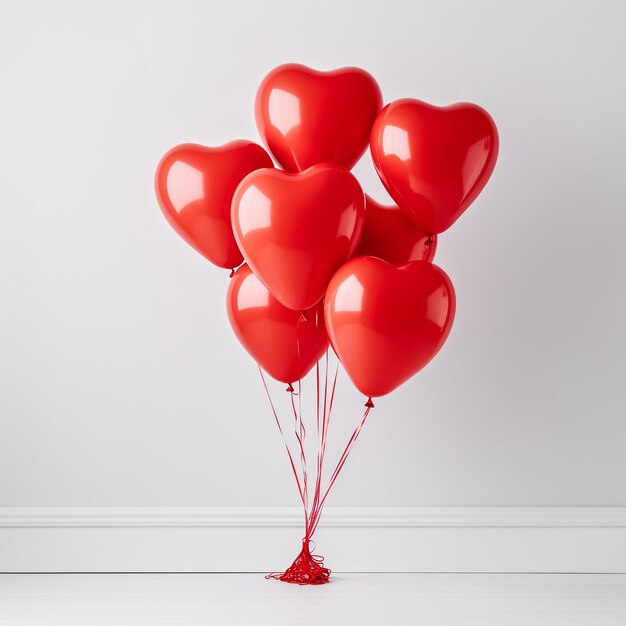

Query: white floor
[[1, 573, 625, 625]]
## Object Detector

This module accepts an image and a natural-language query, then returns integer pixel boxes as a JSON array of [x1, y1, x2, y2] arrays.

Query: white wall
[[1, 0, 626, 522]]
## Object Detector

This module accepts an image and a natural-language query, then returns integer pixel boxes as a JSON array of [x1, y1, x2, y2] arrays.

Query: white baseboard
[[1, 507, 625, 573]]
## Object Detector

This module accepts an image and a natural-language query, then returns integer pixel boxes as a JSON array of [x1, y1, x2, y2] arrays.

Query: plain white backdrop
[[1, 0, 626, 516]]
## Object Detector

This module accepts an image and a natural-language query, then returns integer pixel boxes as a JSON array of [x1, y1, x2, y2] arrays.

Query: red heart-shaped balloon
[[256, 64, 382, 172], [354, 195, 437, 265], [155, 141, 273, 268], [370, 99, 498, 234], [232, 164, 365, 310], [227, 264, 328, 384], [325, 257, 456, 398]]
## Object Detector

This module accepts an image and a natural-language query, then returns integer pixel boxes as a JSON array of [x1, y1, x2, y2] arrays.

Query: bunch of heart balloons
[[155, 63, 498, 584]]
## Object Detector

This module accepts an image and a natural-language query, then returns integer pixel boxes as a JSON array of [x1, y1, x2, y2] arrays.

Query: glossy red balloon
[[256, 64, 382, 172], [325, 257, 456, 398], [232, 164, 365, 311], [354, 195, 437, 265], [227, 265, 328, 383], [155, 141, 273, 268], [370, 99, 499, 235]]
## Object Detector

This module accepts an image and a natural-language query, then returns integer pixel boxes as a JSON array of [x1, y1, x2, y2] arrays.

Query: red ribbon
[[260, 351, 372, 585]]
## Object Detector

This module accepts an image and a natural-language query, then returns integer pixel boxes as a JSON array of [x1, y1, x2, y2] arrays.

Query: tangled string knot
[[266, 540, 331, 585]]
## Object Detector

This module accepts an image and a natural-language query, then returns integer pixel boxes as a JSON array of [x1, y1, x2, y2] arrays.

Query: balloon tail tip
[[286, 383, 294, 393], [229, 268, 235, 278], [299, 312, 308, 322], [365, 397, 375, 408]]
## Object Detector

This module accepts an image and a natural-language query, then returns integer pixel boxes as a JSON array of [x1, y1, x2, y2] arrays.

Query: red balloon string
[[258, 367, 305, 509], [261, 354, 373, 585], [290, 382, 309, 518], [309, 356, 337, 528], [308, 402, 371, 538], [315, 357, 321, 433]]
